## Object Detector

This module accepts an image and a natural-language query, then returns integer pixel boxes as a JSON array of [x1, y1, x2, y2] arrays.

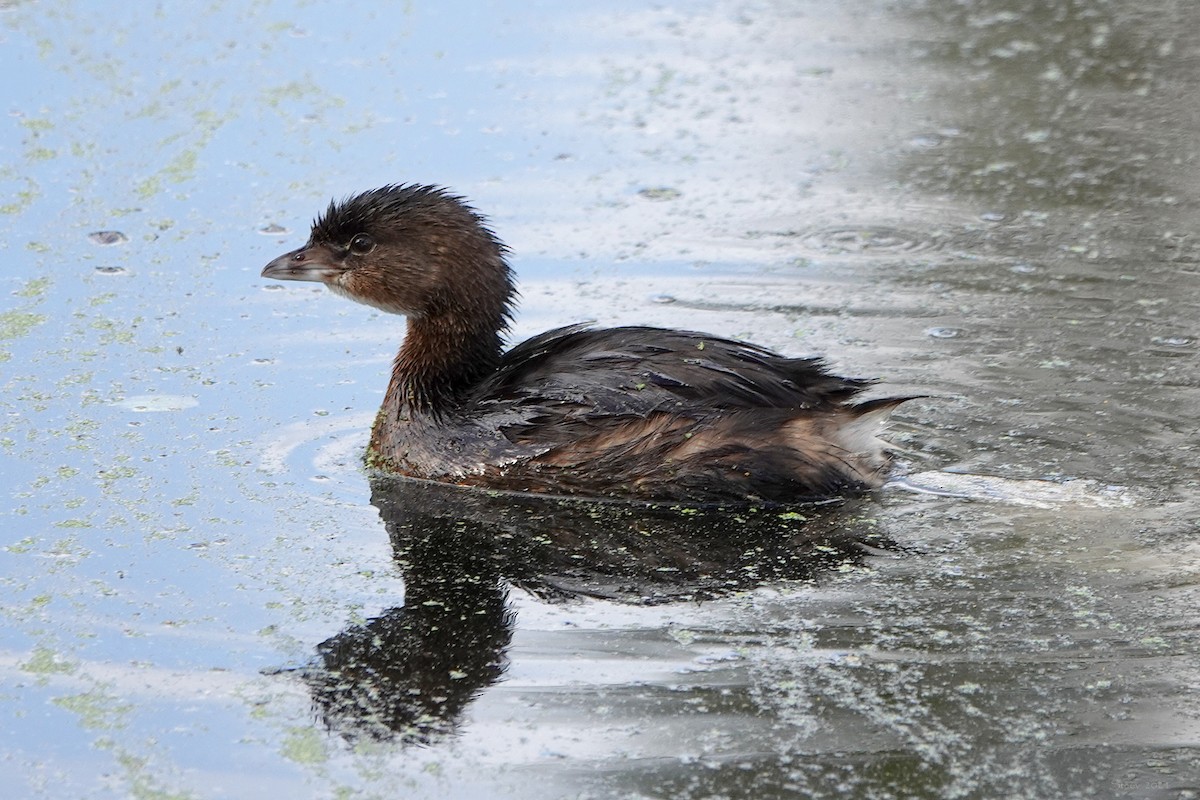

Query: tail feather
[[835, 396, 917, 449], [822, 396, 920, 486]]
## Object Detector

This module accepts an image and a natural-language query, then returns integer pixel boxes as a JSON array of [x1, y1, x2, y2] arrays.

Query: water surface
[[0, 1, 1197, 798]]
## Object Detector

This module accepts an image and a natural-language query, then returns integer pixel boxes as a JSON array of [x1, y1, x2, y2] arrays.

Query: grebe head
[[261, 184, 514, 322]]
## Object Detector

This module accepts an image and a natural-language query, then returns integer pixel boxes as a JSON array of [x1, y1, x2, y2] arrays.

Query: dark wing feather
[[473, 325, 873, 419], [438, 325, 908, 501]]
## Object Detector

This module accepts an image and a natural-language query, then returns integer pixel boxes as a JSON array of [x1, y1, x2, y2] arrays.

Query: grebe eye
[[349, 233, 375, 255]]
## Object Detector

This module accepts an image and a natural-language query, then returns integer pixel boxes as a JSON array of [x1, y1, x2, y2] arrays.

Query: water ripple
[[255, 412, 374, 487], [794, 225, 944, 256]]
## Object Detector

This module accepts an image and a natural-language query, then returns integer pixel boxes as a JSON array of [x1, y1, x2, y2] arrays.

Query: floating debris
[[1151, 335, 1192, 347], [88, 231, 129, 246], [925, 327, 962, 339], [891, 472, 1146, 509], [638, 187, 682, 201], [111, 394, 198, 412]]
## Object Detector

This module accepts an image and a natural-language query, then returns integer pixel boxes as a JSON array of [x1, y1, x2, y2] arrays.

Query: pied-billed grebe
[[262, 184, 914, 503]]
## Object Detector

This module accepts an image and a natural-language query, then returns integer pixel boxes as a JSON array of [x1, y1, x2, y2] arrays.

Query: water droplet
[[650, 294, 676, 304], [1151, 335, 1192, 347], [258, 223, 289, 235], [94, 266, 128, 275], [88, 230, 128, 246], [1010, 263, 1037, 274], [925, 327, 962, 339], [979, 211, 1007, 222]]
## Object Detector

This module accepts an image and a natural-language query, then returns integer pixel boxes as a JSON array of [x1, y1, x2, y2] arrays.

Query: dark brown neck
[[368, 239, 515, 456], [381, 312, 505, 419]]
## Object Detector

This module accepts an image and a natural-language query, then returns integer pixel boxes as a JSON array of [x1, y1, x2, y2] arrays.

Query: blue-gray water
[[1, 1, 1197, 798]]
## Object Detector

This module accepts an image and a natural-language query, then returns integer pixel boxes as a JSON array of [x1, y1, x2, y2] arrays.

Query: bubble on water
[[88, 231, 128, 246], [979, 211, 1007, 222], [650, 294, 676, 304], [925, 327, 962, 339], [1151, 335, 1192, 347], [1010, 263, 1038, 274], [908, 133, 945, 148]]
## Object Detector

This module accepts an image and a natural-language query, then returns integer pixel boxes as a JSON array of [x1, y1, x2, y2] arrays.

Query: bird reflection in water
[[292, 478, 900, 744]]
